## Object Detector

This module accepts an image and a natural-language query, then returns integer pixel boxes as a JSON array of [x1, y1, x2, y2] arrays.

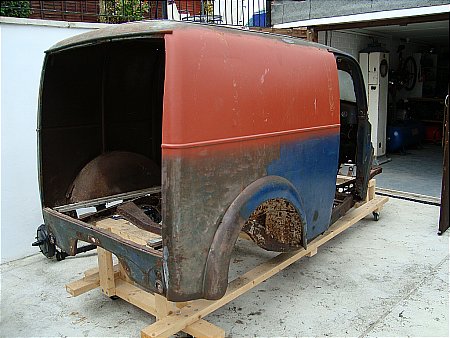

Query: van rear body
[[38, 21, 373, 301]]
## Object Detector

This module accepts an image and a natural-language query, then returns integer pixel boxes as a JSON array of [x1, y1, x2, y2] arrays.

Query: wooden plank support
[[141, 195, 388, 338], [155, 293, 171, 320], [182, 319, 225, 338], [66, 265, 120, 297], [67, 186, 387, 338], [115, 279, 157, 314], [306, 248, 318, 257], [355, 178, 376, 208], [366, 179, 383, 214], [67, 253, 223, 337], [368, 179, 376, 201], [115, 280, 224, 337], [97, 247, 116, 297]]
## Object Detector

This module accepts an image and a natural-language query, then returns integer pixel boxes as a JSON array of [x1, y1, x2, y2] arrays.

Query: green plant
[[100, 0, 152, 23], [0, 0, 31, 18]]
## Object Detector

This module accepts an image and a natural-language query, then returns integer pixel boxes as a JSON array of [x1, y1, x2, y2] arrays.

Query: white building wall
[[318, 30, 372, 60], [0, 17, 108, 263]]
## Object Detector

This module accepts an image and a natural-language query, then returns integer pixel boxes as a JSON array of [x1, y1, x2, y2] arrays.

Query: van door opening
[[39, 39, 165, 208]]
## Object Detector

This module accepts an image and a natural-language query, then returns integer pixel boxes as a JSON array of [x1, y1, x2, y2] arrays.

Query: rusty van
[[34, 21, 377, 301]]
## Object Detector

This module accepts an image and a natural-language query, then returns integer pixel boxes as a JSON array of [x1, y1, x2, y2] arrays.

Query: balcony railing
[[0, 1, 271, 27]]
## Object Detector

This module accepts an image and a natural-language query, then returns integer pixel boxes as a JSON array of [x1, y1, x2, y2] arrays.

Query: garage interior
[[348, 21, 447, 199], [313, 13, 449, 201]]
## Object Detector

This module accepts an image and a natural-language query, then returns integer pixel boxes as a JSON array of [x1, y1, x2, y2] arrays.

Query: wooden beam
[[182, 319, 225, 338], [97, 247, 116, 297], [368, 179, 376, 201], [95, 218, 161, 246], [306, 28, 318, 42], [115, 279, 157, 314], [66, 265, 120, 297], [141, 196, 389, 337], [249, 27, 309, 39], [355, 178, 376, 208], [66, 272, 101, 297], [154, 294, 171, 320], [116, 280, 224, 338], [67, 263, 223, 337], [306, 248, 318, 257]]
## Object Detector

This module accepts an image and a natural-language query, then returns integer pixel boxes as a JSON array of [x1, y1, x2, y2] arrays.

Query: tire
[[373, 211, 380, 221], [402, 56, 417, 91]]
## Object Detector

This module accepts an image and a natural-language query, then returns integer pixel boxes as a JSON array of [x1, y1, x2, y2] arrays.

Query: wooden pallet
[[66, 179, 388, 338]]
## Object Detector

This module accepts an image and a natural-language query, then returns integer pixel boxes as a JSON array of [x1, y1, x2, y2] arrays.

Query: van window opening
[[338, 69, 357, 103]]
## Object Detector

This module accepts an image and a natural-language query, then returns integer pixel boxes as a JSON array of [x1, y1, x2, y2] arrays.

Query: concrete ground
[[1, 198, 448, 337], [377, 143, 444, 198]]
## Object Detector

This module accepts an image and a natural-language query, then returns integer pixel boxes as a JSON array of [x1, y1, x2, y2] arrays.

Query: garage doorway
[[306, 15, 449, 202], [351, 21, 448, 200], [273, 8, 449, 232]]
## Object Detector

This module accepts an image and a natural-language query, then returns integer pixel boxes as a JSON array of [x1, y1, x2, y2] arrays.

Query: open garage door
[[439, 91, 449, 234]]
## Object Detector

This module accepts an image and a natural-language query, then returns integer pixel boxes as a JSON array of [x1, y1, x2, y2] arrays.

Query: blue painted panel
[[239, 176, 307, 233], [267, 133, 340, 240]]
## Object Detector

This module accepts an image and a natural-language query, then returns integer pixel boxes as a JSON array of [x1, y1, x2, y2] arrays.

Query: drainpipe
[[265, 0, 271, 27]]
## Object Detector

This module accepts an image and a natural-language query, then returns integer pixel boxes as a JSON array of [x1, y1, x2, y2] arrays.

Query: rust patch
[[243, 198, 303, 251], [67, 151, 160, 204], [116, 202, 162, 235]]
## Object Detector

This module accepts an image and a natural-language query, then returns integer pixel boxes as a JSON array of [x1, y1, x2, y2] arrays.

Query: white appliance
[[359, 51, 390, 164]]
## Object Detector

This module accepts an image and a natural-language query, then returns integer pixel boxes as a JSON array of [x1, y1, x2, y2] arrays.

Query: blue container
[[387, 120, 424, 153]]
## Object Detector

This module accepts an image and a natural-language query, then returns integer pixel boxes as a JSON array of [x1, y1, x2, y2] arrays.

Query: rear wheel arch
[[202, 175, 307, 299]]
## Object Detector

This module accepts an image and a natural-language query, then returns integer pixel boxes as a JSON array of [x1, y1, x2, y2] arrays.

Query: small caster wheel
[[174, 333, 193, 338], [373, 211, 380, 221], [55, 250, 68, 261], [110, 295, 120, 300]]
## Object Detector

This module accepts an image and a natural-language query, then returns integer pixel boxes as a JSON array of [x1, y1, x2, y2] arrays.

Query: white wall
[[0, 17, 108, 263], [318, 29, 424, 65]]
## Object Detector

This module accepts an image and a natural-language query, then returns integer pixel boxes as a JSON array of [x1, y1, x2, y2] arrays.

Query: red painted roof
[[162, 25, 340, 147]]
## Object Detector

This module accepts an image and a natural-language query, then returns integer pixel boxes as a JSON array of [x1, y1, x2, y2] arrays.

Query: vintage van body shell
[[38, 21, 372, 301]]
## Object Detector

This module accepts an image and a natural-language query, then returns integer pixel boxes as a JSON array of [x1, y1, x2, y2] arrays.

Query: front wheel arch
[[202, 175, 307, 299]]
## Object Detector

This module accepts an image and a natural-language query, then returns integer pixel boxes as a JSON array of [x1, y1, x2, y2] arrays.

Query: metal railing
[[166, 0, 270, 27], [0, 1, 270, 27]]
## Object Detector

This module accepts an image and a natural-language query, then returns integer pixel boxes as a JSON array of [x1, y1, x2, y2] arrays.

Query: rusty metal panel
[[243, 198, 304, 250], [162, 141, 279, 301], [162, 130, 339, 300], [117, 202, 162, 235], [43, 208, 164, 295], [159, 24, 351, 300], [68, 151, 160, 203]]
